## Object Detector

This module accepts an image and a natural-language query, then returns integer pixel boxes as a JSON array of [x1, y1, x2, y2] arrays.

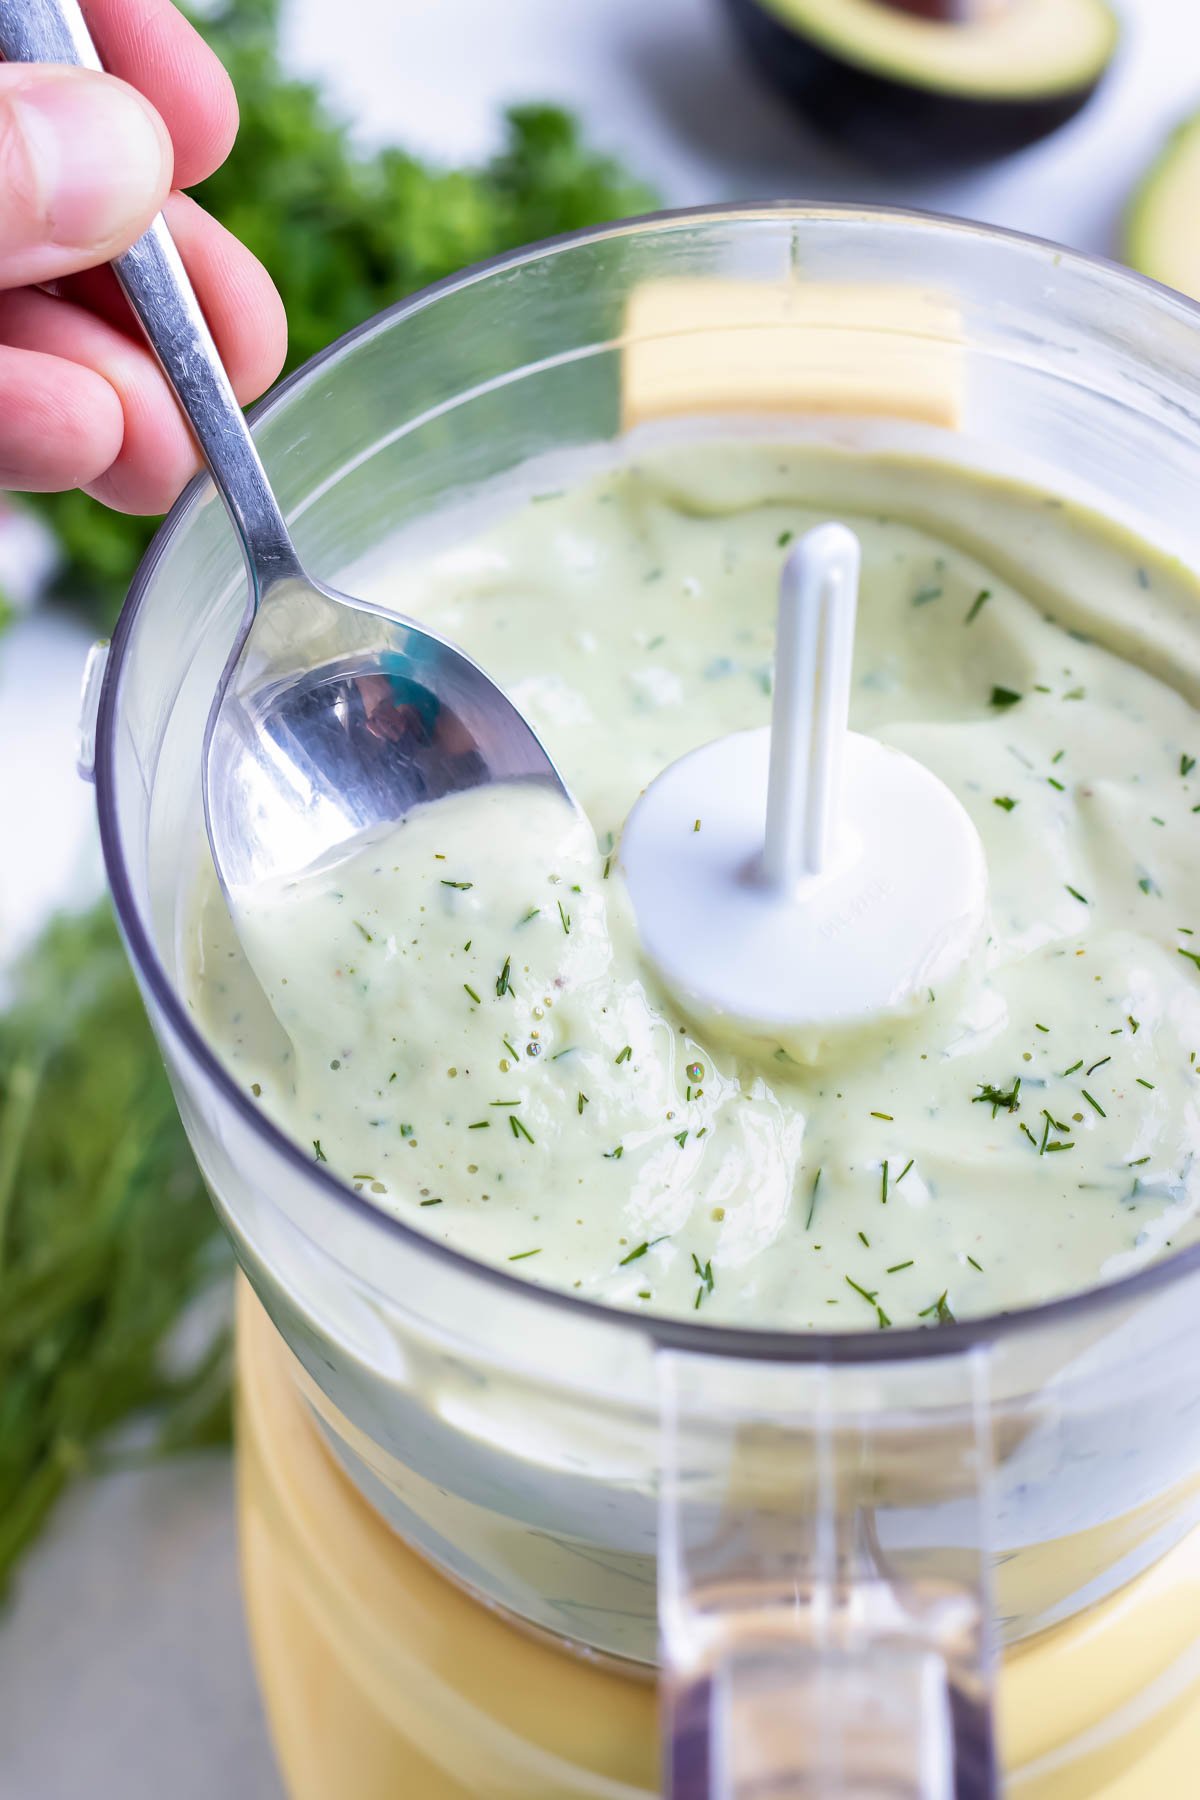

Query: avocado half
[[720, 0, 1120, 171], [1126, 114, 1200, 304]]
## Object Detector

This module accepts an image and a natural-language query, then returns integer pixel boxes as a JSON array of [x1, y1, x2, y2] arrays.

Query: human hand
[[0, 0, 286, 511]]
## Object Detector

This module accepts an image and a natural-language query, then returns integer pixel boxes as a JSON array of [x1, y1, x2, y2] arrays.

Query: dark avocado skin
[[721, 0, 1109, 170]]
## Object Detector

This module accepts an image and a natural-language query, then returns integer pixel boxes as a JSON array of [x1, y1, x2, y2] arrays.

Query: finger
[[163, 192, 287, 397], [0, 285, 195, 512], [56, 192, 287, 401], [0, 341, 124, 491], [83, 0, 238, 188], [0, 64, 172, 288]]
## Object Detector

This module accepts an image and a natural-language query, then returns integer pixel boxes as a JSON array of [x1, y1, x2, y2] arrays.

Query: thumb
[[0, 64, 172, 290]]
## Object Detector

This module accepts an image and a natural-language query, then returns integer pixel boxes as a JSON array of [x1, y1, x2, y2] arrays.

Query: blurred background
[[1, 0, 1197, 1794]]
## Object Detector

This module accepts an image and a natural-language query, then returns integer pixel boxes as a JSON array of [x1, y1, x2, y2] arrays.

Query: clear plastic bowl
[[94, 204, 1200, 1794]]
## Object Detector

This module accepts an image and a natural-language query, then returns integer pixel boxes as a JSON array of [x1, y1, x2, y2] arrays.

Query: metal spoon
[[1, 0, 568, 892]]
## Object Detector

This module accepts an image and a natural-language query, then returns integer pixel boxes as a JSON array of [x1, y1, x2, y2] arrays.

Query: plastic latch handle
[[657, 1346, 998, 1800]]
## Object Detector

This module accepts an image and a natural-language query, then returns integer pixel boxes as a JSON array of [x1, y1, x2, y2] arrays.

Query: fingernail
[[14, 72, 171, 252]]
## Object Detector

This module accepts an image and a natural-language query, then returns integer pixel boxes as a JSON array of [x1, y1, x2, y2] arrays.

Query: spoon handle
[[0, 0, 301, 602]]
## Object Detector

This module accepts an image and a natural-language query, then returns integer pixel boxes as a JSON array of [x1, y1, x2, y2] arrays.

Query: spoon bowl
[[206, 573, 566, 892]]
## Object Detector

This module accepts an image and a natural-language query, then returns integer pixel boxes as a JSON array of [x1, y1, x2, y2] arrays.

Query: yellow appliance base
[[236, 1285, 1200, 1798]]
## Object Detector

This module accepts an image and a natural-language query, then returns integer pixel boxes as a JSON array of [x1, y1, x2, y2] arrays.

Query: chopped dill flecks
[[1035, 1023, 1050, 1033], [805, 1167, 822, 1231], [887, 1260, 914, 1274], [495, 955, 513, 997], [1020, 1123, 1039, 1148], [1062, 1060, 1083, 1076], [973, 1078, 1021, 1115], [463, 983, 481, 1005], [1039, 1110, 1074, 1154], [619, 1239, 657, 1266], [1047, 777, 1066, 792], [510, 1114, 535, 1144], [419, 1197, 443, 1207], [870, 1110, 894, 1120], [312, 1140, 327, 1162], [895, 1158, 913, 1184], [993, 796, 1018, 812], [919, 1290, 956, 1324], [353, 919, 373, 941], [964, 588, 991, 625], [508, 1248, 541, 1261], [990, 686, 1022, 709], [557, 900, 571, 935], [778, 529, 794, 548], [490, 1099, 520, 1107], [844, 1276, 889, 1327], [519, 907, 540, 925], [577, 1091, 588, 1114], [880, 1159, 889, 1205], [1064, 687, 1085, 701], [1138, 877, 1157, 895], [1129, 1016, 1141, 1034], [675, 1129, 688, 1148], [1085, 1056, 1111, 1077], [693, 818, 701, 833], [1065, 884, 1088, 904], [1179, 947, 1200, 973], [604, 1145, 624, 1160], [912, 585, 942, 607], [967, 1255, 983, 1272], [1136, 1078, 1156, 1090], [468, 1120, 490, 1130], [615, 1045, 632, 1065], [441, 880, 473, 891], [502, 1036, 519, 1061], [691, 1252, 714, 1293], [1183, 754, 1196, 778], [1128, 1155, 1152, 1167], [858, 1230, 870, 1248]]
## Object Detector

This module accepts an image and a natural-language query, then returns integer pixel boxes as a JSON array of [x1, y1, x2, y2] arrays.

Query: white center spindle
[[619, 524, 988, 1059]]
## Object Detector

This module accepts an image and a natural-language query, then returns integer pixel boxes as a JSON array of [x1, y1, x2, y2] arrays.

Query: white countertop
[[1, 1, 1195, 1793]]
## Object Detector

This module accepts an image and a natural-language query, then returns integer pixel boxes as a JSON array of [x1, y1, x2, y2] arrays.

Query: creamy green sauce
[[192, 444, 1200, 1329]]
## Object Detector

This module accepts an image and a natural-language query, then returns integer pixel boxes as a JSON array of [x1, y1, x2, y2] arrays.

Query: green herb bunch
[[0, 906, 231, 1595]]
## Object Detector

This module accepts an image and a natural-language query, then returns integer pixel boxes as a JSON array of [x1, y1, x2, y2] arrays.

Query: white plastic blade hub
[[619, 525, 988, 1060]]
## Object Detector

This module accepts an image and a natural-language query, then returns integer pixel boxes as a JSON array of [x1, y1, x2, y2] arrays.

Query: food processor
[[82, 204, 1200, 1796]]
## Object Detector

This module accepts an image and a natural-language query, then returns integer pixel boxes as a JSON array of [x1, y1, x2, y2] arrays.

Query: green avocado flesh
[[753, 0, 1118, 99], [1127, 114, 1200, 304]]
